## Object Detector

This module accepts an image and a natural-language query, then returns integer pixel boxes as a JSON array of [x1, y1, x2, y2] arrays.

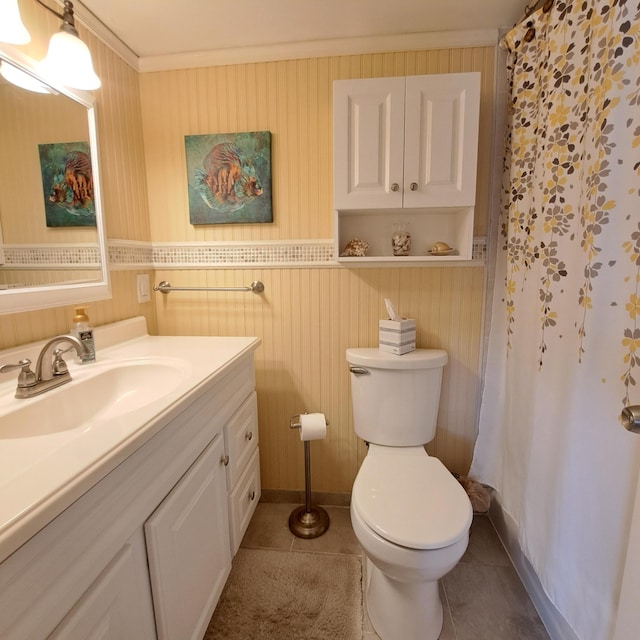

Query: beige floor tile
[[443, 562, 549, 640], [237, 502, 548, 640]]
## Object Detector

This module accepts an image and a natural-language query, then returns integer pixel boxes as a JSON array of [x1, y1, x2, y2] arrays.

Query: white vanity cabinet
[[333, 72, 481, 262], [0, 345, 259, 640]]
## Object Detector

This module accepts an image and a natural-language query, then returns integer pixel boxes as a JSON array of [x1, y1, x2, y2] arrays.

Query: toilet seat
[[352, 449, 472, 550]]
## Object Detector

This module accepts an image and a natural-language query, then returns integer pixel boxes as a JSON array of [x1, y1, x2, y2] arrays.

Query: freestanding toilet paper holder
[[289, 414, 330, 538]]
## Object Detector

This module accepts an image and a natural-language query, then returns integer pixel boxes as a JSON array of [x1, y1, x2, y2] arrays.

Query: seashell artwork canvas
[[185, 131, 272, 224], [38, 142, 95, 227]]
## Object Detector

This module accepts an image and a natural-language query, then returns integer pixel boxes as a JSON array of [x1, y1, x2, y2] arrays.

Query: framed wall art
[[38, 142, 95, 227], [185, 130, 272, 225]]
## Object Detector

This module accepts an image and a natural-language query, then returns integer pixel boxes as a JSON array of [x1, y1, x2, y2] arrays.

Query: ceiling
[[78, 0, 526, 65]]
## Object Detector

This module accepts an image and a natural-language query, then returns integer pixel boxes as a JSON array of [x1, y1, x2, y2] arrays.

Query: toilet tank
[[346, 348, 448, 446]]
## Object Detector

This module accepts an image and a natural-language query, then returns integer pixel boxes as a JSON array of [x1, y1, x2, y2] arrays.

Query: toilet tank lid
[[346, 348, 448, 370]]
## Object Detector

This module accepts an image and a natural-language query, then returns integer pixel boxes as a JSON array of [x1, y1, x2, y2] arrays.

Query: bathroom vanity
[[0, 317, 261, 640]]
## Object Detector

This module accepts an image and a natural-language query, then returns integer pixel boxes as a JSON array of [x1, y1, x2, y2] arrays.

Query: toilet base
[[366, 562, 443, 640]]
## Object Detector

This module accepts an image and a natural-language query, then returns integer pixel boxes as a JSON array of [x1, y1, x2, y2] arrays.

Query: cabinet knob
[[221, 454, 230, 466], [410, 182, 418, 191], [390, 183, 400, 192], [248, 490, 256, 501], [245, 431, 253, 441]]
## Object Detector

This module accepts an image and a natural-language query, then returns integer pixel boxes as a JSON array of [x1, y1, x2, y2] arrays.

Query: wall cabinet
[[0, 353, 259, 640], [333, 72, 480, 262]]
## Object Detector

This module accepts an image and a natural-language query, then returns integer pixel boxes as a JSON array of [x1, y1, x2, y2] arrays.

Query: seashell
[[431, 241, 451, 252], [341, 238, 369, 257]]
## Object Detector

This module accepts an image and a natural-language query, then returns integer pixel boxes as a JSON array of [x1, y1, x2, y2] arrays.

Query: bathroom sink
[[0, 357, 191, 439]]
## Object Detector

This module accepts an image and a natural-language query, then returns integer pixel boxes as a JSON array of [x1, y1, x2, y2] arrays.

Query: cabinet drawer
[[224, 391, 258, 487], [228, 448, 261, 555]]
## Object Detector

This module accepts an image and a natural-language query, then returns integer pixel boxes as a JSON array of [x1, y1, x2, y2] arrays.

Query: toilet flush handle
[[349, 366, 370, 376]]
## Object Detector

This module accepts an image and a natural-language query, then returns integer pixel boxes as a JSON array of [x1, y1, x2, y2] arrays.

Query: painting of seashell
[[341, 238, 369, 257]]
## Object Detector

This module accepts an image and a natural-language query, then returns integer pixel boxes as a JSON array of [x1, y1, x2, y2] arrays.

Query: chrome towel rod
[[153, 280, 265, 294]]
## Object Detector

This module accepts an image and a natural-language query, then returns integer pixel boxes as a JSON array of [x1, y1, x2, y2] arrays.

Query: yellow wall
[[141, 46, 495, 491], [1, 7, 494, 492], [0, 0, 156, 349]]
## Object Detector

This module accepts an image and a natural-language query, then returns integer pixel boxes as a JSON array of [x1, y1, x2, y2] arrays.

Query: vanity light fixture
[[36, 0, 101, 90], [0, 0, 32, 44]]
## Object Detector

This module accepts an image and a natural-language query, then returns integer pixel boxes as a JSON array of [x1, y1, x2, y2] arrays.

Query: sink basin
[[0, 357, 191, 439]]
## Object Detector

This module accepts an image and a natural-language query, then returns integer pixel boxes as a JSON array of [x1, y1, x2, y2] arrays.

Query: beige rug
[[205, 548, 363, 640]]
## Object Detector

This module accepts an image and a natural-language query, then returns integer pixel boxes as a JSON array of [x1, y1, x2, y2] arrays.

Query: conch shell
[[340, 238, 369, 257]]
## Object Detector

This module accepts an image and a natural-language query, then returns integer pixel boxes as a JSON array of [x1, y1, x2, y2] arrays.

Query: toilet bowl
[[350, 445, 471, 640], [346, 348, 473, 640]]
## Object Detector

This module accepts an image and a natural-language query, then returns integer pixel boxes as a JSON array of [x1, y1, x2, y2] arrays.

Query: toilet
[[347, 348, 472, 640]]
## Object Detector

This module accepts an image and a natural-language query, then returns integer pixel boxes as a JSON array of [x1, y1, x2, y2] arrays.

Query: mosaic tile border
[[1, 245, 102, 268], [111, 239, 487, 268], [2, 239, 487, 270]]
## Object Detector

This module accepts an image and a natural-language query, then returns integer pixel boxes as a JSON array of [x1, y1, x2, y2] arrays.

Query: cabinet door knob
[[221, 454, 230, 466], [390, 183, 400, 192], [248, 490, 256, 501], [410, 182, 418, 191], [245, 431, 253, 441]]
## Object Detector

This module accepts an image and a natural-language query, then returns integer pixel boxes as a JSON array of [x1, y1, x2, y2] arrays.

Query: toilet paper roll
[[299, 413, 327, 441]]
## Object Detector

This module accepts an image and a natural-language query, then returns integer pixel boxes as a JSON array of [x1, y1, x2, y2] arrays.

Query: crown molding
[[71, 7, 499, 74], [138, 29, 499, 72]]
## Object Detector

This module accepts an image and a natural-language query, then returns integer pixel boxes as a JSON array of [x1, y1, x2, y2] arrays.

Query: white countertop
[[0, 317, 260, 562]]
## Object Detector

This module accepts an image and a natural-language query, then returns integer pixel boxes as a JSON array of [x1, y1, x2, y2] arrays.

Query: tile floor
[[240, 502, 550, 640]]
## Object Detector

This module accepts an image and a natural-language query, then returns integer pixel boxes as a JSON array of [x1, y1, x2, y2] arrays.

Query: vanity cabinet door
[[145, 434, 231, 640], [47, 530, 156, 640]]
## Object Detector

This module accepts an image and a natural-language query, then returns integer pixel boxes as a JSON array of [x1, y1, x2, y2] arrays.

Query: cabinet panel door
[[145, 434, 231, 640], [334, 77, 405, 209], [404, 72, 480, 208], [48, 530, 156, 640]]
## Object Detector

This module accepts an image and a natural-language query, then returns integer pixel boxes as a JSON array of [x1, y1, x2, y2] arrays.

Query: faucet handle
[[0, 359, 37, 388], [52, 349, 69, 376]]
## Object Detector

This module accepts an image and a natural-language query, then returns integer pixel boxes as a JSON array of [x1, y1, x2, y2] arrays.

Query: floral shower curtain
[[470, 1, 640, 638]]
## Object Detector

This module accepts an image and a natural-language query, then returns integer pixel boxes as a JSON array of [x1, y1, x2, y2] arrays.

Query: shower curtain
[[470, 1, 640, 638]]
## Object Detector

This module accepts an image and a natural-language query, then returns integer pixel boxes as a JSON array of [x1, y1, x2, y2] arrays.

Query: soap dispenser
[[71, 307, 96, 363]]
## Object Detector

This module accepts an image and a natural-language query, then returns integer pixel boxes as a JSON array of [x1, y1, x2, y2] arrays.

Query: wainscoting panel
[[154, 266, 485, 493]]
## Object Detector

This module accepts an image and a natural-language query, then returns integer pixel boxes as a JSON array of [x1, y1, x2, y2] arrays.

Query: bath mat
[[205, 548, 363, 640]]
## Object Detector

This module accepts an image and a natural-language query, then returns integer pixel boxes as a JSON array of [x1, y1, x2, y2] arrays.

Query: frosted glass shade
[[40, 30, 101, 90], [0, 61, 51, 93], [0, 0, 31, 44]]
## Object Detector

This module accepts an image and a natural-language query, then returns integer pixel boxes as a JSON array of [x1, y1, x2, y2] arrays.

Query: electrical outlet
[[137, 274, 151, 303]]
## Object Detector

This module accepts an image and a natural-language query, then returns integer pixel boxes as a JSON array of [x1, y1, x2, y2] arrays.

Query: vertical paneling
[[155, 266, 485, 490]]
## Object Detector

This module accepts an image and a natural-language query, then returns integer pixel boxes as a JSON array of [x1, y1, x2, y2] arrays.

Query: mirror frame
[[0, 44, 110, 315]]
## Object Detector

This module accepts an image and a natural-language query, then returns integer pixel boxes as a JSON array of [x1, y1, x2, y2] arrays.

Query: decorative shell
[[341, 238, 369, 257], [431, 241, 451, 252]]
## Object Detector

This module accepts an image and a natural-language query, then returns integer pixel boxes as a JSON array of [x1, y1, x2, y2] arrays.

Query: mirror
[[0, 44, 109, 315]]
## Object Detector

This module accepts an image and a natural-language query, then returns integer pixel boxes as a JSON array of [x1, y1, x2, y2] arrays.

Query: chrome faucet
[[0, 334, 88, 399]]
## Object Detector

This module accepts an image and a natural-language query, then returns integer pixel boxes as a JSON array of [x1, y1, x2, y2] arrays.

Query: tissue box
[[379, 319, 416, 355]]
